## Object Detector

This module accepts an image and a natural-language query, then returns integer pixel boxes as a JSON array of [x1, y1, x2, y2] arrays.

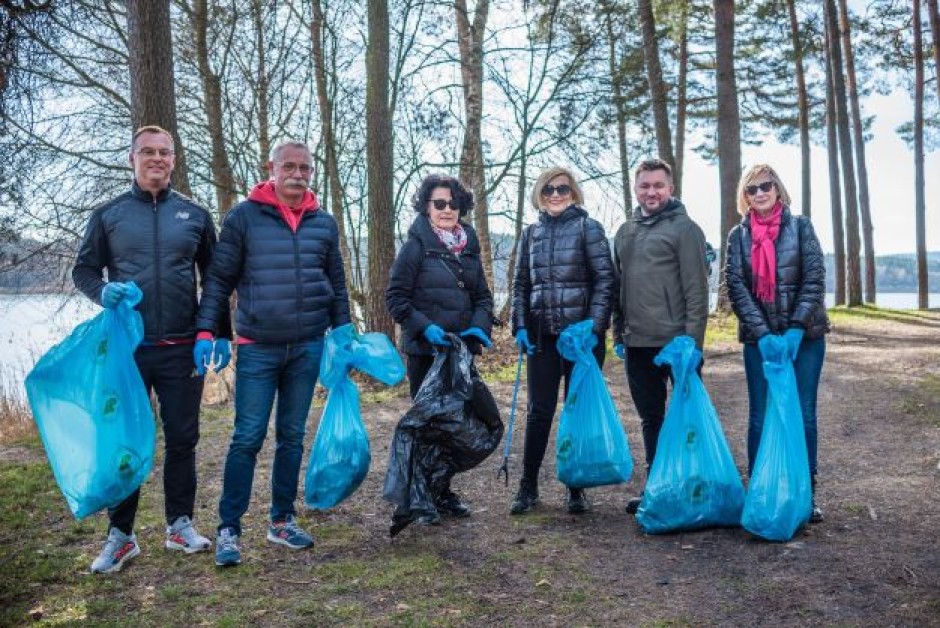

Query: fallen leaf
[[536, 579, 551, 587], [396, 603, 410, 611]]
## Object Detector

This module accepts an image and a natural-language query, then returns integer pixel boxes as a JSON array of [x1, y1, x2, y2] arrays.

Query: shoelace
[[218, 531, 238, 551]]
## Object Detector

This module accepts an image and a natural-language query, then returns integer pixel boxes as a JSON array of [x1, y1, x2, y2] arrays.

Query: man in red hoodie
[[195, 141, 351, 567]]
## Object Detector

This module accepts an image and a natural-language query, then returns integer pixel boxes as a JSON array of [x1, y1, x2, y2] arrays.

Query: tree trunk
[[838, 0, 875, 303], [365, 0, 395, 337], [455, 0, 493, 289], [126, 0, 191, 196], [251, 0, 270, 180], [914, 0, 928, 310], [311, 0, 361, 323], [604, 7, 632, 217], [638, 0, 674, 169], [713, 0, 741, 311], [192, 0, 237, 216], [673, 0, 689, 199], [824, 17, 846, 306], [825, 0, 862, 306], [500, 152, 527, 323], [927, 0, 940, 121], [786, 0, 811, 219]]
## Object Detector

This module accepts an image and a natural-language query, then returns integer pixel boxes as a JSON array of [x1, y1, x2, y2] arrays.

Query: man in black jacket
[[196, 140, 351, 567], [73, 125, 231, 574]]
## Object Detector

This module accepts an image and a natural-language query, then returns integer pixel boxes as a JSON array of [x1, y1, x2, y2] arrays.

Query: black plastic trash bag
[[383, 335, 503, 536]]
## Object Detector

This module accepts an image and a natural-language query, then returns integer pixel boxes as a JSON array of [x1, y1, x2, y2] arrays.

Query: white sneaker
[[165, 516, 211, 553], [91, 528, 140, 574]]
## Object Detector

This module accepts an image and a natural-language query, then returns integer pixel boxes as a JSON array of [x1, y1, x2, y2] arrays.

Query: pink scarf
[[432, 222, 468, 254], [749, 201, 783, 303]]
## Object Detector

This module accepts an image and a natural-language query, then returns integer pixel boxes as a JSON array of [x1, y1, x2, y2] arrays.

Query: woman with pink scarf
[[725, 164, 830, 523]]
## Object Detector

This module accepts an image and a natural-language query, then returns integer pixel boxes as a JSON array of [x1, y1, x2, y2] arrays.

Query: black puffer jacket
[[73, 181, 232, 342], [196, 199, 351, 343], [511, 204, 615, 338], [726, 207, 830, 343], [386, 214, 493, 355]]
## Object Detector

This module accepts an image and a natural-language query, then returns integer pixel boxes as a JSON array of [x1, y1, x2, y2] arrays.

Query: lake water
[[1, 291, 938, 395]]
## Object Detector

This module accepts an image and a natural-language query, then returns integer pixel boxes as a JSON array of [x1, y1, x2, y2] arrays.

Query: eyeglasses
[[541, 184, 572, 197], [136, 147, 174, 158], [280, 162, 312, 175], [429, 199, 456, 211], [745, 181, 774, 196]]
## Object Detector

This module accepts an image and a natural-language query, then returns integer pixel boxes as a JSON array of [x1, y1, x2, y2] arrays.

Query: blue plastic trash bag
[[305, 324, 404, 510], [25, 282, 155, 519], [741, 334, 812, 541], [555, 320, 633, 488], [636, 336, 744, 533]]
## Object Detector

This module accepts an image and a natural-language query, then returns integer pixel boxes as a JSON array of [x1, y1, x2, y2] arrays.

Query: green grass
[[899, 374, 940, 427], [827, 303, 938, 327]]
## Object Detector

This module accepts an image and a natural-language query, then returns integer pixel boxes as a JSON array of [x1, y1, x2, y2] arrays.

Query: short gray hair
[[271, 141, 311, 163]]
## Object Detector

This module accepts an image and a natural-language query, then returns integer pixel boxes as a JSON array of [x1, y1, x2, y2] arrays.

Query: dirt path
[[3, 311, 940, 626]]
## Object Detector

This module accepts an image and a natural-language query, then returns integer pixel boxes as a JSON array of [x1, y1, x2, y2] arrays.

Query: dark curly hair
[[411, 174, 474, 218]]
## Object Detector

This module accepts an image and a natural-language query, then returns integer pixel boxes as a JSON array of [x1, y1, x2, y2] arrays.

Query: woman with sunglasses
[[385, 173, 494, 523], [725, 163, 830, 523], [509, 166, 615, 515]]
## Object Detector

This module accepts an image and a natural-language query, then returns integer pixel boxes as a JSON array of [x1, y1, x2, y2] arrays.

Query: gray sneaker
[[91, 528, 140, 574], [215, 528, 241, 567], [266, 514, 314, 549], [166, 516, 211, 553]]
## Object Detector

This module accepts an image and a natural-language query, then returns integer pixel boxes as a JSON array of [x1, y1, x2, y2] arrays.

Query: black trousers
[[405, 353, 435, 400], [624, 346, 671, 470], [108, 344, 204, 534], [521, 334, 606, 487]]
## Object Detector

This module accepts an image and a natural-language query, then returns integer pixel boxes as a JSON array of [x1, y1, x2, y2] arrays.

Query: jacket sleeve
[[195, 210, 233, 340], [790, 216, 826, 328], [611, 224, 625, 346], [678, 220, 710, 348], [584, 218, 615, 334], [386, 239, 433, 338], [725, 225, 771, 340], [325, 217, 352, 329], [510, 225, 532, 335], [196, 208, 245, 334], [71, 208, 109, 306]]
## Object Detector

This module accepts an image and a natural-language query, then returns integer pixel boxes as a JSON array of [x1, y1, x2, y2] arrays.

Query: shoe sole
[[92, 545, 141, 574], [166, 540, 211, 554], [266, 531, 314, 549], [567, 505, 589, 515], [215, 555, 241, 567]]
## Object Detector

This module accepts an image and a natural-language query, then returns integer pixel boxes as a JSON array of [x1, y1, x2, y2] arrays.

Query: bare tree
[[638, 0, 674, 168], [824, 12, 846, 306], [673, 0, 689, 199], [913, 0, 928, 310], [785, 0, 811, 218]]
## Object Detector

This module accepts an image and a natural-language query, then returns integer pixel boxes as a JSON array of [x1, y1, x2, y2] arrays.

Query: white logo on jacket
[[175, 211, 190, 220]]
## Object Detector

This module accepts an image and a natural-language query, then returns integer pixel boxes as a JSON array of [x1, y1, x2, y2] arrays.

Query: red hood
[[248, 180, 319, 213]]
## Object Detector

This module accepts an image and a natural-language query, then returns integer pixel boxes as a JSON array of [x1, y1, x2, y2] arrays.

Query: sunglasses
[[745, 181, 775, 196], [541, 184, 572, 197], [430, 198, 456, 211]]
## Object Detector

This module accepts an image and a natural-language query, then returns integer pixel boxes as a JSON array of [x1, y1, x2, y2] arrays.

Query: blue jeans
[[743, 336, 825, 476], [218, 340, 323, 535]]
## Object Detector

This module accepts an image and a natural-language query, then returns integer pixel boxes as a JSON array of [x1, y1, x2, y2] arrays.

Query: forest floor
[[1, 307, 939, 626]]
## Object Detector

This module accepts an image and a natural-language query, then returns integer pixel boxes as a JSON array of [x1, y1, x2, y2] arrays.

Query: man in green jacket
[[612, 158, 709, 515]]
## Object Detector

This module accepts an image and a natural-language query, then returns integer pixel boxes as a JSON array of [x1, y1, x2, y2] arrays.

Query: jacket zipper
[[152, 195, 163, 339]]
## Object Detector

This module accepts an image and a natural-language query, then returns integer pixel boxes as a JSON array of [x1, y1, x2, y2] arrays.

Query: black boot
[[625, 496, 642, 515], [436, 488, 471, 518], [810, 474, 824, 523], [566, 487, 589, 514], [510, 479, 539, 515]]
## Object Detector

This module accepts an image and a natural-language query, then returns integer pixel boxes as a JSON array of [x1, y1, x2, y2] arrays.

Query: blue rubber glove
[[757, 334, 786, 364], [459, 327, 492, 348], [101, 282, 130, 309], [514, 329, 535, 355], [614, 343, 626, 360], [213, 339, 232, 371], [783, 328, 804, 362], [423, 324, 451, 346], [193, 339, 214, 376]]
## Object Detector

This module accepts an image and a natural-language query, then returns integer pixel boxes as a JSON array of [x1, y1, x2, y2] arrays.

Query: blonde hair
[[529, 166, 584, 210], [736, 163, 792, 216]]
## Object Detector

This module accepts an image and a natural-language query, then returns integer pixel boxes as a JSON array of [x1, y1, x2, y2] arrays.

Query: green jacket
[[612, 199, 709, 348]]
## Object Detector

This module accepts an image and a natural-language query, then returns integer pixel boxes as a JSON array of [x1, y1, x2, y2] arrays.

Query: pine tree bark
[[786, 0, 811, 219], [913, 0, 928, 310], [713, 0, 741, 311], [824, 0, 862, 306], [927, 0, 940, 113], [638, 0, 674, 168], [126, 0, 191, 196], [824, 10, 846, 306], [837, 0, 875, 303], [673, 0, 689, 199], [365, 0, 396, 337], [455, 0, 493, 288], [603, 7, 632, 217]]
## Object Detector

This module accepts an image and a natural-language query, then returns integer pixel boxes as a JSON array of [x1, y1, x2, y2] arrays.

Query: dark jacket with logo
[[386, 214, 493, 356], [196, 196, 351, 343], [511, 204, 615, 338], [72, 181, 231, 343], [725, 207, 830, 343], [612, 199, 709, 348]]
